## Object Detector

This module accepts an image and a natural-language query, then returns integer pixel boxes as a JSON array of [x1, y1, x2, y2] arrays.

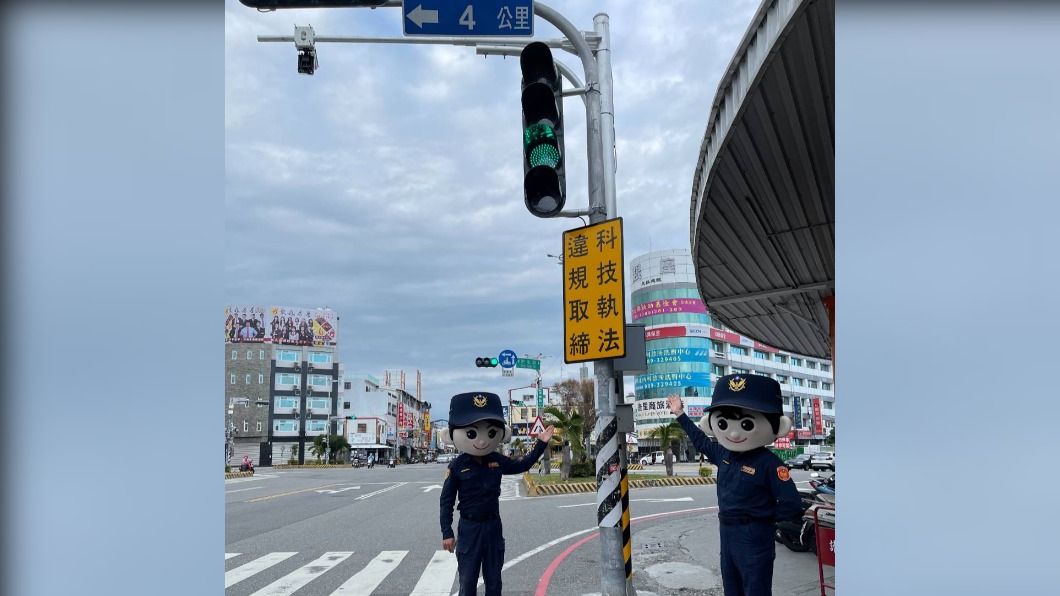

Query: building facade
[[343, 372, 433, 463], [629, 250, 836, 458]]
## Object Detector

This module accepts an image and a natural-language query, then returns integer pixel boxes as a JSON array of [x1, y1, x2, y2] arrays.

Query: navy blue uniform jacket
[[677, 413, 803, 522], [439, 439, 549, 540]]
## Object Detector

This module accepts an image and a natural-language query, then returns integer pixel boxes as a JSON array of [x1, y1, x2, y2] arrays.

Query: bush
[[225, 465, 231, 473], [698, 466, 713, 477], [288, 458, 298, 465], [569, 461, 595, 478]]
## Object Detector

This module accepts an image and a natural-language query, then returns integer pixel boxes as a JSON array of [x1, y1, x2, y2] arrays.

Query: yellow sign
[[562, 218, 625, 363], [424, 412, 430, 431]]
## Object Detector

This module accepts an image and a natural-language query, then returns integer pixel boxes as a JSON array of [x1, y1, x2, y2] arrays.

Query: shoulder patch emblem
[[777, 466, 790, 481], [445, 468, 450, 479], [740, 465, 756, 475]]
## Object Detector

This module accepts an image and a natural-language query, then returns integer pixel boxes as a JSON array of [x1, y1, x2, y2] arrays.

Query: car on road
[[436, 453, 456, 464], [639, 451, 667, 466], [809, 452, 835, 471], [784, 453, 813, 470]]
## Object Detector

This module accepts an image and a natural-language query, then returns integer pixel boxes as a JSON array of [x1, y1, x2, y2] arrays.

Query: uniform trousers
[[718, 519, 776, 596], [456, 517, 505, 596]]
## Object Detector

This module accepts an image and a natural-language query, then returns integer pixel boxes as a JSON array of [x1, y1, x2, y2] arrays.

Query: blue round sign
[[498, 349, 517, 369]]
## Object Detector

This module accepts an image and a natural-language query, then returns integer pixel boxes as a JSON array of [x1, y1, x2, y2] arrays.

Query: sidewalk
[[628, 510, 828, 596]]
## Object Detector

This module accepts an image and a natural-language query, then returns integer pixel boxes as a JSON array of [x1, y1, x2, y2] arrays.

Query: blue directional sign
[[498, 349, 518, 369], [403, 0, 534, 37]]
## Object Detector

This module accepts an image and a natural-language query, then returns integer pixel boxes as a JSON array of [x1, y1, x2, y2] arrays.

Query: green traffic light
[[490, 358, 499, 366], [524, 123, 561, 168]]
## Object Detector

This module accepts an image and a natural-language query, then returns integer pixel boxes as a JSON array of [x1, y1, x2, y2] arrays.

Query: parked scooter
[[776, 493, 835, 554], [387, 457, 396, 469], [808, 472, 835, 495]]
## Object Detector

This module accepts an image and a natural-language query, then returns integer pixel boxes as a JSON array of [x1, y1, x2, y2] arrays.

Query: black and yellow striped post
[[620, 463, 632, 580]]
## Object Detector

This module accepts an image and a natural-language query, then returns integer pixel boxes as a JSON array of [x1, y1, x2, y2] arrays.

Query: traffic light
[[344, 415, 357, 420], [475, 357, 499, 368], [520, 42, 565, 218], [238, 1, 388, 9]]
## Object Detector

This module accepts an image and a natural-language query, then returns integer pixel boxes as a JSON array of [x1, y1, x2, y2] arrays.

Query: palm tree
[[543, 406, 585, 481], [647, 422, 687, 476]]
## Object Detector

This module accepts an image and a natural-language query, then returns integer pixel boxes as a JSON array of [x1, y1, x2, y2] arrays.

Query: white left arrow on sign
[[316, 486, 361, 494], [422, 485, 443, 493], [406, 5, 440, 28]]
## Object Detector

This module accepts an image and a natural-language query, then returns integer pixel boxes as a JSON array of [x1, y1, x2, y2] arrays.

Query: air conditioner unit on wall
[[308, 363, 314, 371], [712, 352, 726, 359]]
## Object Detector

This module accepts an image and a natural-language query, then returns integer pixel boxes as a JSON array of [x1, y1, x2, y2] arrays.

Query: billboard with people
[[225, 305, 338, 346]]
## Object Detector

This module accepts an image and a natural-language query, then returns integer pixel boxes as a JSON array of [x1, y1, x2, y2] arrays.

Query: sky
[[224, 0, 762, 414]]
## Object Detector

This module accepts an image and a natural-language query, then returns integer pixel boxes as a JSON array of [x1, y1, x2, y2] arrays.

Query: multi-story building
[[629, 250, 836, 459], [225, 305, 342, 466], [343, 371, 433, 462]]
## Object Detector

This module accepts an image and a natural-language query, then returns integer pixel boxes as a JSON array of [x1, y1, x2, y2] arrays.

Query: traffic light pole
[[252, 3, 627, 592]]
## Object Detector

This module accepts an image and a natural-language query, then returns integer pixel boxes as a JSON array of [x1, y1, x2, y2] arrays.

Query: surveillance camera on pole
[[294, 25, 318, 75]]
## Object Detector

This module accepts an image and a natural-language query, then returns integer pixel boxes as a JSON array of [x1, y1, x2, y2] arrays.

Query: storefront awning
[[350, 444, 389, 449]]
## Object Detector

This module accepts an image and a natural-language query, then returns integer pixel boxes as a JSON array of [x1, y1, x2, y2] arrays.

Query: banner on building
[[225, 305, 338, 346], [812, 398, 824, 436]]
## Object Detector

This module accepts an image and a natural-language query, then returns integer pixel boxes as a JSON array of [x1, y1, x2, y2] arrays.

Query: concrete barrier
[[521, 472, 717, 496]]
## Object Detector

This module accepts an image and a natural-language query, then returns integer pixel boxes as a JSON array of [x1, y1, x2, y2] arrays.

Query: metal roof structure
[[689, 0, 834, 359]]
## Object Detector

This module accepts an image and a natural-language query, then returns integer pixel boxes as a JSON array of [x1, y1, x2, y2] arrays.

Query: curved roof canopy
[[690, 0, 834, 359]]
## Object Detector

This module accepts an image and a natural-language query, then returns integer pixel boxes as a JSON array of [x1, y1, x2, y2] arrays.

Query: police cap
[[449, 392, 506, 427], [707, 374, 783, 414]]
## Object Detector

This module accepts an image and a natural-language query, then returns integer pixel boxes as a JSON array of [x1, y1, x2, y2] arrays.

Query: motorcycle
[[387, 457, 396, 469], [808, 472, 835, 495], [776, 493, 835, 554], [367, 458, 375, 469]]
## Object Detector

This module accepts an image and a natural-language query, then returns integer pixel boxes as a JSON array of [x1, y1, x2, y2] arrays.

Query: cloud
[[225, 0, 762, 411]]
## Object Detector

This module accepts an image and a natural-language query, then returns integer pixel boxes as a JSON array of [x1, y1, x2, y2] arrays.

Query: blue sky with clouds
[[225, 0, 760, 409]]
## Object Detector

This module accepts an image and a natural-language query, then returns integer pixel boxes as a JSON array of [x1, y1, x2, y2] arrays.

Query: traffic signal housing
[[520, 42, 565, 218], [475, 357, 499, 368], [344, 415, 357, 420]]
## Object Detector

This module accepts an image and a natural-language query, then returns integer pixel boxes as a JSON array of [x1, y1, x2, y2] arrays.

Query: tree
[[826, 426, 835, 446], [551, 378, 595, 458], [311, 434, 351, 463], [543, 405, 585, 481], [647, 422, 687, 476]]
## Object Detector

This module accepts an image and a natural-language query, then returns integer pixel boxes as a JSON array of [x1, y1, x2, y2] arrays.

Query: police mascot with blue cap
[[668, 374, 804, 596], [439, 392, 554, 596]]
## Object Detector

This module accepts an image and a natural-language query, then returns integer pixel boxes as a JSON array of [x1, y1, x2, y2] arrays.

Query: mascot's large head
[[440, 392, 511, 457], [696, 374, 792, 452]]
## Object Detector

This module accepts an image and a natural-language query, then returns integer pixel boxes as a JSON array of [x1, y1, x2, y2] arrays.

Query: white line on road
[[422, 485, 442, 493], [226, 486, 264, 494], [249, 551, 352, 596], [225, 553, 241, 560], [316, 486, 361, 494], [332, 550, 407, 594], [411, 551, 458, 595], [356, 482, 407, 500], [225, 552, 297, 588]]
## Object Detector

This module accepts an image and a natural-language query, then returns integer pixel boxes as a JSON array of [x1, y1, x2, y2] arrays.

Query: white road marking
[[316, 486, 361, 494], [226, 486, 264, 494], [356, 482, 407, 500], [422, 485, 443, 493], [411, 551, 458, 595], [331, 550, 407, 594], [225, 552, 297, 588], [248, 551, 352, 595], [225, 553, 241, 560]]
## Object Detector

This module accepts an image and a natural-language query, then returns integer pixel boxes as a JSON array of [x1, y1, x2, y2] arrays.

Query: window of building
[[256, 421, 262, 432], [278, 373, 298, 386], [258, 374, 264, 384], [277, 350, 299, 362], [242, 420, 248, 432], [808, 380, 818, 389], [791, 358, 802, 367], [230, 374, 236, 385], [753, 350, 769, 360], [730, 346, 747, 357], [711, 364, 725, 376], [231, 350, 237, 360], [259, 349, 265, 360], [824, 401, 834, 410], [309, 374, 330, 388], [782, 397, 790, 406], [357, 423, 368, 433], [710, 341, 724, 353], [245, 374, 251, 384], [821, 363, 831, 373], [731, 367, 749, 374], [777, 375, 788, 383], [822, 382, 832, 391], [274, 420, 297, 432], [247, 350, 253, 360], [307, 397, 329, 411], [343, 401, 350, 409], [308, 351, 332, 364], [806, 360, 817, 370], [306, 420, 326, 432], [774, 354, 787, 364], [792, 378, 803, 387]]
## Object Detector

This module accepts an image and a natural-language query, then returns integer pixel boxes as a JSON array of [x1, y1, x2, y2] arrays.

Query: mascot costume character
[[669, 374, 804, 596], [438, 391, 554, 596]]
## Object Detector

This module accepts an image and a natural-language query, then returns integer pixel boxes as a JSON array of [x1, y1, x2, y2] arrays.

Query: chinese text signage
[[562, 218, 625, 363], [402, 0, 534, 37]]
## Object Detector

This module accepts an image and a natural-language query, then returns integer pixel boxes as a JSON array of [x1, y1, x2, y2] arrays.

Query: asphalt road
[[225, 464, 828, 595]]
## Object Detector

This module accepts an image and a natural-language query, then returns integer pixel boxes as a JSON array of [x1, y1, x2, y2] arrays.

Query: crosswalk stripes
[[225, 552, 297, 588], [225, 550, 458, 595], [408, 551, 459, 596], [331, 550, 407, 595]]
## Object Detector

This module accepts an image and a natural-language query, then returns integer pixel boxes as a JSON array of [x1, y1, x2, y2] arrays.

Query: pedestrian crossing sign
[[529, 416, 546, 437]]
